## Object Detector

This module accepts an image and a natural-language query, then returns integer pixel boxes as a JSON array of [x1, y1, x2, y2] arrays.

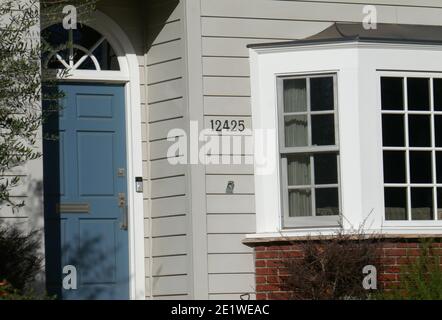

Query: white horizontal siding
[[207, 214, 256, 234], [201, 0, 397, 22], [202, 17, 331, 39], [150, 139, 184, 160], [204, 156, 254, 175], [152, 275, 188, 296], [152, 215, 187, 237], [148, 58, 183, 85], [277, 0, 442, 7], [204, 96, 251, 115], [150, 159, 186, 180], [149, 98, 185, 122], [146, 0, 189, 299], [147, 40, 183, 65], [149, 118, 185, 141], [208, 253, 254, 274], [207, 195, 255, 214], [204, 77, 250, 96], [206, 175, 254, 194], [209, 274, 255, 294], [148, 78, 184, 104], [151, 176, 186, 199], [152, 235, 188, 257], [203, 57, 250, 77], [151, 20, 182, 45], [208, 234, 252, 254], [202, 37, 287, 57], [151, 195, 188, 218], [152, 255, 187, 276]]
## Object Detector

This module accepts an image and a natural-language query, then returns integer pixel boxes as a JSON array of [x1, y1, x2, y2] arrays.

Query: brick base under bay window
[[246, 237, 442, 300]]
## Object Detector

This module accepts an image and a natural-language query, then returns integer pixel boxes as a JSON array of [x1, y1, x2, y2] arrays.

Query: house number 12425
[[210, 119, 246, 132]]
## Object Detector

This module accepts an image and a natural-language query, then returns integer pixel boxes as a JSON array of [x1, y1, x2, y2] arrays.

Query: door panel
[[43, 83, 129, 300]]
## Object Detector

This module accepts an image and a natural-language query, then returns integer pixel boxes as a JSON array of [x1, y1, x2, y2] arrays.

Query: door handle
[[118, 193, 128, 230], [121, 205, 128, 230]]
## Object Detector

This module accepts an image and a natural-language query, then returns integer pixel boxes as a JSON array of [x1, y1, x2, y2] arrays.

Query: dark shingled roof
[[247, 23, 442, 49]]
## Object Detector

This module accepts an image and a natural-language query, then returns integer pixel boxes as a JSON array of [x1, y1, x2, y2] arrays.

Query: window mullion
[[281, 156, 290, 223], [310, 154, 316, 217], [277, 78, 285, 152], [430, 78, 438, 220], [306, 78, 316, 217], [333, 74, 339, 146], [307, 77, 312, 146], [404, 77, 412, 221], [281, 146, 339, 154]]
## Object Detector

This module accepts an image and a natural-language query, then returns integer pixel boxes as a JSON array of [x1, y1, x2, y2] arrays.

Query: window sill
[[243, 230, 442, 246]]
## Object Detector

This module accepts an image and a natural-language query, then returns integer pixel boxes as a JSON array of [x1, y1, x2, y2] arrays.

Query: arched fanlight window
[[42, 23, 120, 71]]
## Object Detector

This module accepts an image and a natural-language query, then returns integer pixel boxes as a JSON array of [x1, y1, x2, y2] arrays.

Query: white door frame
[[45, 10, 146, 300]]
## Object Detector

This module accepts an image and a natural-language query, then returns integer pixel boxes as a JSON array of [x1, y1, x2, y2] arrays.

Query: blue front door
[[43, 83, 129, 300]]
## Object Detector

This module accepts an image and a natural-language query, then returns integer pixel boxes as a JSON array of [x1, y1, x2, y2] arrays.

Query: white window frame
[[379, 71, 442, 229], [381, 74, 441, 222], [277, 74, 342, 228]]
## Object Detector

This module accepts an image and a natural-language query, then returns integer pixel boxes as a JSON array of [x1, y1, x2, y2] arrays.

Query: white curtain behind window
[[284, 79, 307, 112], [287, 156, 310, 186], [284, 79, 310, 216], [284, 79, 308, 147], [289, 190, 311, 217]]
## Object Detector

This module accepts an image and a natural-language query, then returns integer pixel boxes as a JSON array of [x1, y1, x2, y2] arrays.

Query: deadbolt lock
[[117, 168, 125, 177]]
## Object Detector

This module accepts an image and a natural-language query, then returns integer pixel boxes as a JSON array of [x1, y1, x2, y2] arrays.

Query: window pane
[[411, 187, 433, 220], [288, 189, 312, 217], [408, 115, 431, 147], [315, 188, 339, 216], [311, 114, 335, 146], [284, 115, 308, 147], [287, 155, 310, 186], [410, 152, 432, 183], [382, 114, 404, 147], [314, 154, 338, 185], [437, 152, 442, 183], [435, 116, 442, 147], [310, 77, 334, 111], [407, 78, 430, 111], [283, 79, 307, 113], [91, 39, 120, 71], [42, 24, 120, 71], [383, 151, 406, 183], [437, 188, 442, 220], [434, 79, 442, 111], [384, 188, 407, 220], [381, 77, 404, 110]]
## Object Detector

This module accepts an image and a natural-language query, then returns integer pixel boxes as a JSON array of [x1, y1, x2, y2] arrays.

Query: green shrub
[[0, 280, 55, 300], [376, 239, 442, 300], [0, 224, 42, 293]]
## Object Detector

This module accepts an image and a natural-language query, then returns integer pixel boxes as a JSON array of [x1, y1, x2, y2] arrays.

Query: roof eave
[[247, 37, 442, 51]]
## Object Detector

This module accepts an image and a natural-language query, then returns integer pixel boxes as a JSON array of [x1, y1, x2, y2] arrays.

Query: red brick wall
[[252, 240, 442, 300]]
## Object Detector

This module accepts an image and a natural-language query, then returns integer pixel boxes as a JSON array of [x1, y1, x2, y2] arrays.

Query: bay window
[[248, 24, 442, 237]]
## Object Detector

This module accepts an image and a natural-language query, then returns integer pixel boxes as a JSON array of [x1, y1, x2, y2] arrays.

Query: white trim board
[[183, 0, 209, 300]]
